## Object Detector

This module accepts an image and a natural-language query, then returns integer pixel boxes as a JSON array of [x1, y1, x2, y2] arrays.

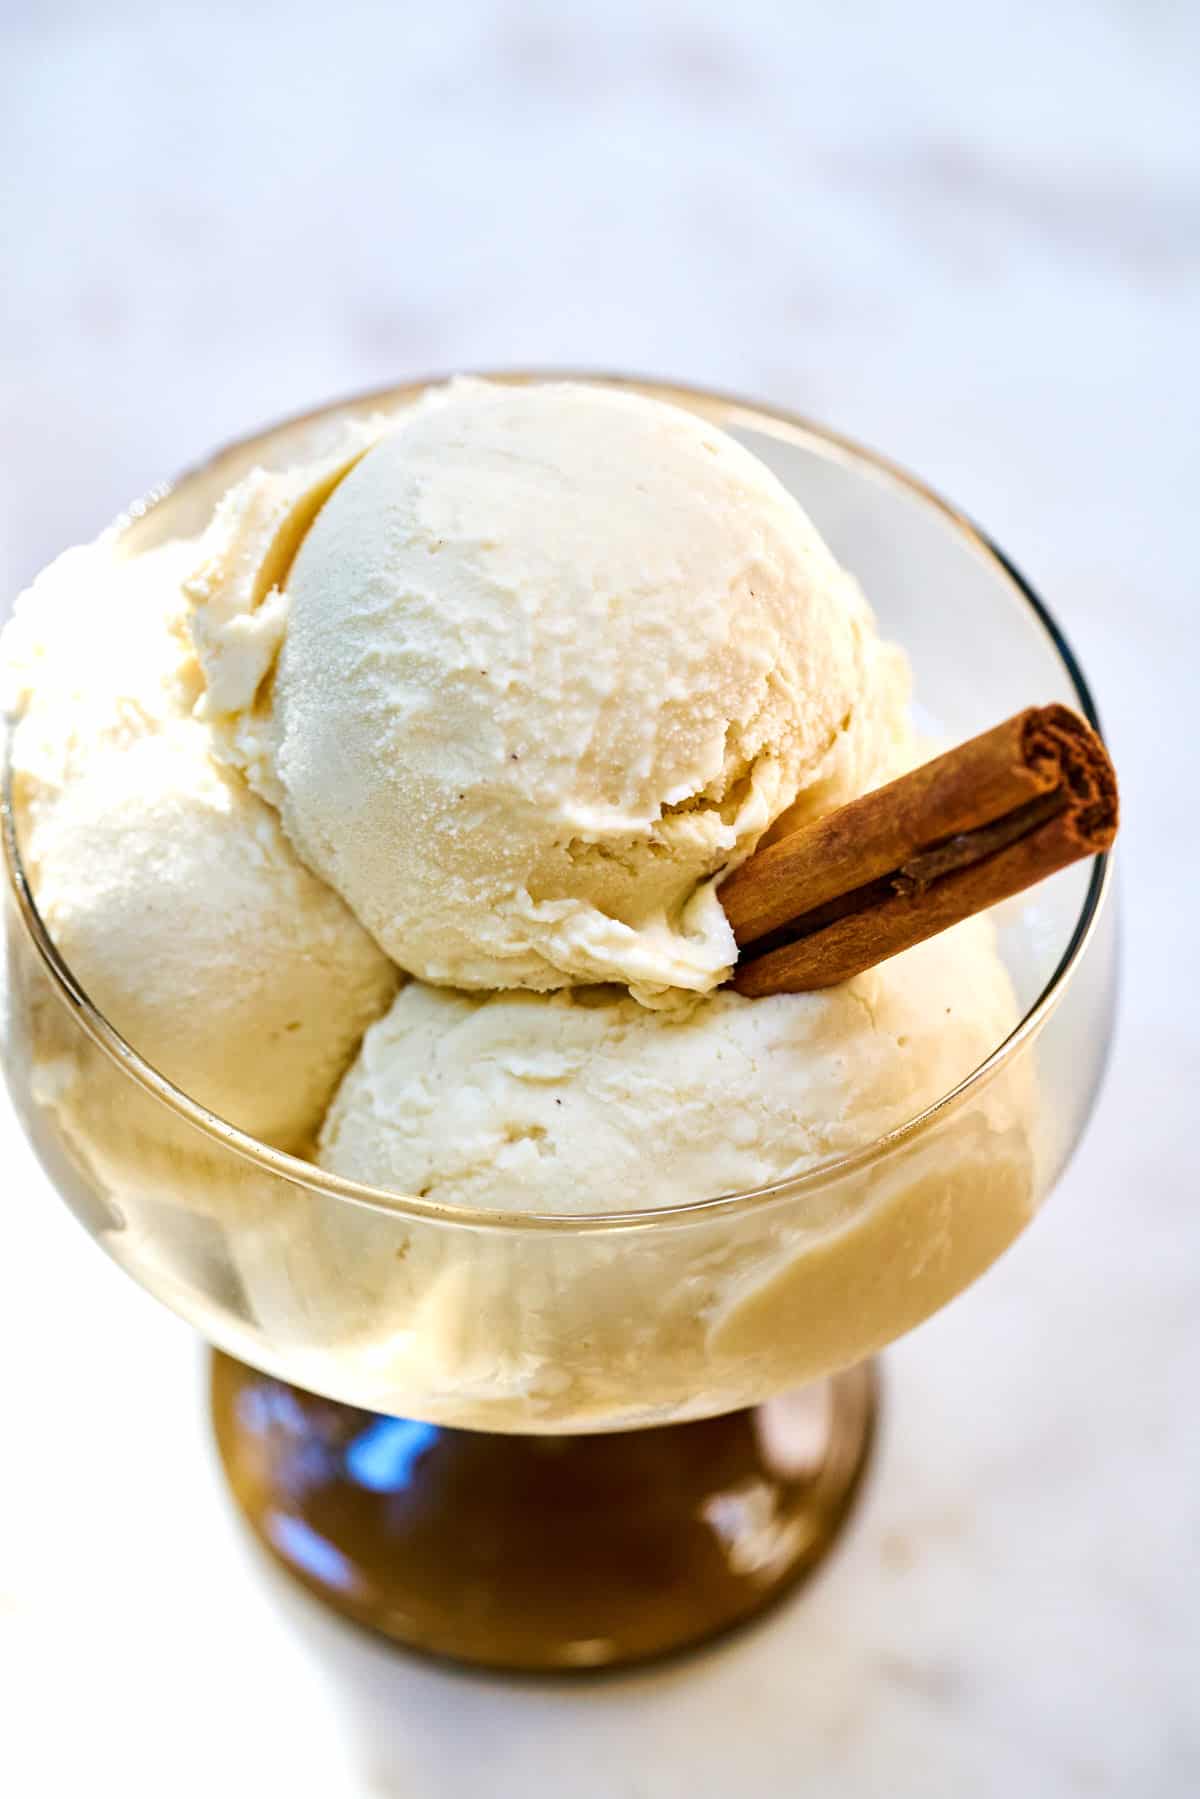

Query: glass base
[[210, 1352, 878, 1672]]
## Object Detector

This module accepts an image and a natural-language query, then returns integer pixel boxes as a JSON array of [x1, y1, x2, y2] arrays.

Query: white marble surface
[[1, 2, 1197, 1793]]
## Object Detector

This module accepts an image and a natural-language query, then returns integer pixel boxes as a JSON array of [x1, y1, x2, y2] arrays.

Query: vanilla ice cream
[[0, 376, 1043, 1435], [190, 380, 908, 1002], [224, 914, 1030, 1426], [319, 917, 1018, 1213], [3, 534, 398, 1157]]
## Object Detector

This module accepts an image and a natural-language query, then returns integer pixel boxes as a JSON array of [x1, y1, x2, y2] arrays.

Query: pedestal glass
[[1, 377, 1117, 1669]]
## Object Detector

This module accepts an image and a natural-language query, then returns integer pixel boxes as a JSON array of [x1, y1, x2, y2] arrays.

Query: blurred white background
[[1, 3, 1197, 1795]]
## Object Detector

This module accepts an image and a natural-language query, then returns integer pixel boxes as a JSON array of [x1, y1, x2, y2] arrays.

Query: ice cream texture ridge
[[0, 378, 1036, 1427]]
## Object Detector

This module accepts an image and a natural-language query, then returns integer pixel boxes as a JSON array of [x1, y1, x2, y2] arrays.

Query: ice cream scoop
[[191, 380, 909, 1003], [318, 914, 1020, 1213], [2, 535, 398, 1157], [265, 915, 1032, 1423]]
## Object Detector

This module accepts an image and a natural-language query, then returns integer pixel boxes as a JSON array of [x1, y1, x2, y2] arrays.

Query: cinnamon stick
[[723, 705, 1118, 997]]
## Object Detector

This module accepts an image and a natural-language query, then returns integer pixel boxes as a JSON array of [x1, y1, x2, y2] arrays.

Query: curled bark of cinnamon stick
[[723, 705, 1118, 997]]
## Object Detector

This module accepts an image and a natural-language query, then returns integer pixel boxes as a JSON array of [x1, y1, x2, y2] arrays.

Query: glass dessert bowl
[[1, 376, 1117, 1670]]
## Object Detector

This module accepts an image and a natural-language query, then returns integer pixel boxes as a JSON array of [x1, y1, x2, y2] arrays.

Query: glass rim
[[1, 371, 1114, 1236]]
